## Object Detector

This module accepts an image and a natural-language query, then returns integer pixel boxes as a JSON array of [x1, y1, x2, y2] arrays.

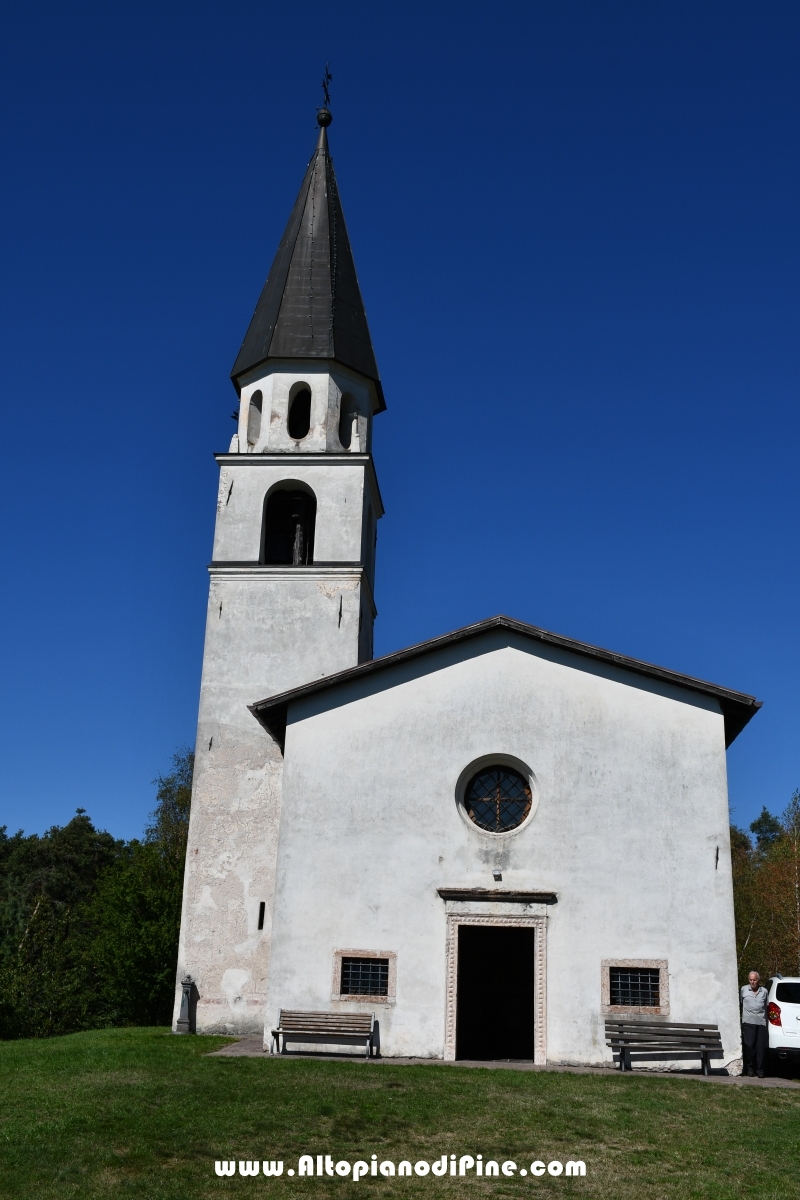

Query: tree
[[88, 748, 194, 1026], [0, 748, 193, 1039], [731, 791, 800, 982], [750, 806, 783, 853], [779, 790, 800, 976], [0, 814, 124, 1038], [146, 748, 194, 870], [730, 823, 758, 973]]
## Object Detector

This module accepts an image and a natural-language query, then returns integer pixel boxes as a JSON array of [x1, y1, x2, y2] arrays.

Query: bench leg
[[702, 1052, 711, 1076]]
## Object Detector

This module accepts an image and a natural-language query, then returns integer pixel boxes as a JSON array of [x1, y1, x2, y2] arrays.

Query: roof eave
[[248, 702, 288, 752], [230, 356, 386, 412], [249, 615, 762, 751]]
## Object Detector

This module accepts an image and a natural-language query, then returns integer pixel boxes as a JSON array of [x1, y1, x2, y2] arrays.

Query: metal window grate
[[610, 967, 660, 1008], [341, 957, 389, 996], [465, 767, 532, 833]]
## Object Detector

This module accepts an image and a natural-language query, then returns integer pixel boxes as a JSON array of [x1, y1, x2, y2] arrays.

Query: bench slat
[[277, 1028, 372, 1035], [280, 1009, 374, 1017], [280, 1017, 374, 1027], [606, 1032, 723, 1042], [608, 1040, 723, 1047], [605, 1022, 719, 1031], [277, 1023, 373, 1032], [279, 1017, 373, 1026], [279, 1015, 372, 1021], [606, 1036, 722, 1042], [606, 1036, 724, 1046], [607, 1030, 723, 1037], [606, 1037, 723, 1046], [278, 1027, 371, 1035], [607, 1032, 723, 1039]]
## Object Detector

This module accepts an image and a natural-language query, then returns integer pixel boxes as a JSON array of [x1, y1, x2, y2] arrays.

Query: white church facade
[[174, 107, 760, 1069]]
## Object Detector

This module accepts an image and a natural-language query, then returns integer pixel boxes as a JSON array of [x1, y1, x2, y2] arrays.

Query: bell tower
[[174, 106, 385, 1034]]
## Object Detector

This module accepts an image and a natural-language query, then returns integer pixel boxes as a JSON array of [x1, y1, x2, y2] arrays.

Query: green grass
[[0, 1029, 799, 1199]]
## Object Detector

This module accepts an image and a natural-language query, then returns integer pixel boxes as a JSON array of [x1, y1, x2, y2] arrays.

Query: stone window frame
[[444, 913, 547, 1064], [601, 958, 670, 1016], [331, 948, 397, 1005], [454, 754, 540, 841]]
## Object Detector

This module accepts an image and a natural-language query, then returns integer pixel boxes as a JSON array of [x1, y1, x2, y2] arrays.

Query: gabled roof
[[230, 115, 384, 409], [249, 614, 761, 751]]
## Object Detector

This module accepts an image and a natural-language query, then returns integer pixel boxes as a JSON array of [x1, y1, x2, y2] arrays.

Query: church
[[173, 106, 760, 1069]]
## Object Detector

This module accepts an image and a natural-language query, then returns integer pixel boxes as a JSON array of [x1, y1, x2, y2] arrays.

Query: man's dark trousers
[[742, 1023, 768, 1073]]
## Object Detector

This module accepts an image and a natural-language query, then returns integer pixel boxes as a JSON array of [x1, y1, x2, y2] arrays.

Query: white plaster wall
[[174, 568, 370, 1035], [235, 366, 374, 456], [264, 631, 741, 1065], [213, 456, 380, 569], [175, 445, 382, 1033]]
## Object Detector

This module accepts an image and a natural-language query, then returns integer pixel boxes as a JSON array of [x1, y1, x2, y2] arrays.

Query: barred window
[[341, 957, 389, 996], [610, 967, 660, 1008], [464, 766, 532, 833]]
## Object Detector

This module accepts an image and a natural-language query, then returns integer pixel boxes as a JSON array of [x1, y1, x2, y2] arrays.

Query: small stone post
[[176, 975, 195, 1034]]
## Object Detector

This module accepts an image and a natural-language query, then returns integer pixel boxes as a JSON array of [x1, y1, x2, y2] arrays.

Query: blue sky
[[1, 1, 798, 839]]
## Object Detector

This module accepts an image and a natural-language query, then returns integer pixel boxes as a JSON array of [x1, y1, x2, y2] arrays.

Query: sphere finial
[[317, 64, 333, 128]]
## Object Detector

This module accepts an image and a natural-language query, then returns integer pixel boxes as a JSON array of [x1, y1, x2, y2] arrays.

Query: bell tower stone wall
[[173, 364, 383, 1034]]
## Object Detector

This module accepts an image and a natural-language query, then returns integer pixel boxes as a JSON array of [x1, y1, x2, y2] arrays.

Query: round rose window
[[464, 765, 532, 833]]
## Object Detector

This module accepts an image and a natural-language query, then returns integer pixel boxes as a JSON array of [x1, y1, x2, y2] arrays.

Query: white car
[[766, 976, 800, 1066]]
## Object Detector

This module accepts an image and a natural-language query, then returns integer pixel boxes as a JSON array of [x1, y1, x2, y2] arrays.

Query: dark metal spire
[[230, 106, 384, 410]]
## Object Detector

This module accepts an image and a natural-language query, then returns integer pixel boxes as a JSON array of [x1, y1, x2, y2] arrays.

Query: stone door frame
[[443, 912, 547, 1064]]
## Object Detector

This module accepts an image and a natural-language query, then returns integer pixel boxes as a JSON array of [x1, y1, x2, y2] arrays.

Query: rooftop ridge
[[249, 614, 762, 751]]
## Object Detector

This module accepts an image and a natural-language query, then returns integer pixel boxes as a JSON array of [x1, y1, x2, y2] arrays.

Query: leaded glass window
[[464, 766, 532, 833]]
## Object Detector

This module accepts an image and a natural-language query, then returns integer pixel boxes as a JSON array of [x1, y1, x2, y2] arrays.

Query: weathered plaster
[[173, 359, 382, 1035], [235, 366, 375, 457], [263, 633, 742, 1066]]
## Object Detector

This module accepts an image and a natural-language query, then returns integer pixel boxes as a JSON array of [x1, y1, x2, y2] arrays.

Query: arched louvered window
[[338, 394, 357, 449], [287, 387, 311, 440], [261, 485, 316, 566], [247, 390, 262, 448]]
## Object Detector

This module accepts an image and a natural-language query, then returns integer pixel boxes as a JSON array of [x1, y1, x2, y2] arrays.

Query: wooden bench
[[270, 1010, 375, 1058], [605, 1019, 723, 1075]]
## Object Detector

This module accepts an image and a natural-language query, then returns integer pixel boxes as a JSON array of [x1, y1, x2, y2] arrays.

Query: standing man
[[740, 970, 769, 1077]]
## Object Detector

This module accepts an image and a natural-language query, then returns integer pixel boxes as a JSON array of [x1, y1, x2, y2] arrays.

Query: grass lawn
[[1, 1029, 798, 1199]]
